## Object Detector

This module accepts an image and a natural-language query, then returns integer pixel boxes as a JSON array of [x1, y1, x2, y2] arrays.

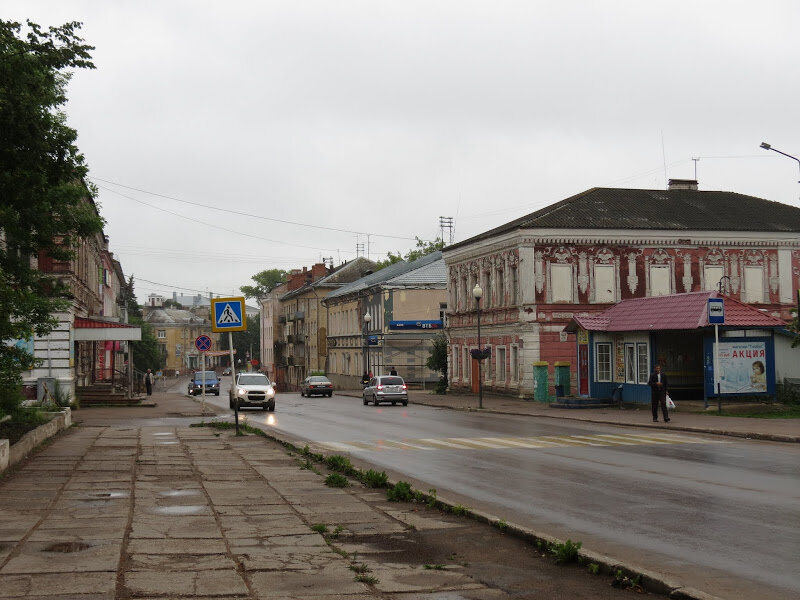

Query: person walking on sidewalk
[[144, 369, 155, 396], [647, 364, 670, 422]]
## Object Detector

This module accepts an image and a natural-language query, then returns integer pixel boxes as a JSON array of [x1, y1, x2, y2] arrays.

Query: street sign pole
[[229, 331, 238, 435], [209, 298, 246, 435], [201, 351, 206, 415]]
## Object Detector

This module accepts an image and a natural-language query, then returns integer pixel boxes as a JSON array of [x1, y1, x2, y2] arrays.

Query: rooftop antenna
[[692, 157, 700, 180]]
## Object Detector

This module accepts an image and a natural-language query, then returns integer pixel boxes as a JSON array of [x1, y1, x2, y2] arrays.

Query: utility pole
[[439, 216, 454, 245]]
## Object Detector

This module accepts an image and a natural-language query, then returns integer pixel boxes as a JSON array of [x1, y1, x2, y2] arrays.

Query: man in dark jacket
[[647, 364, 670, 423]]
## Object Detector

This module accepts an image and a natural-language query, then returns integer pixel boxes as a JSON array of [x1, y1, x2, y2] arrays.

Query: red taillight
[[402, 384, 407, 390], [376, 384, 383, 390]]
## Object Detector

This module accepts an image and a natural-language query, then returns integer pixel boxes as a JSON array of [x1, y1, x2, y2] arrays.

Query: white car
[[229, 373, 276, 411]]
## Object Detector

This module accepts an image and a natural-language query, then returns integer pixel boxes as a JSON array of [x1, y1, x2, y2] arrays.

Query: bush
[[387, 480, 414, 502], [361, 469, 388, 488], [325, 454, 356, 475], [325, 473, 349, 488], [434, 377, 448, 395], [551, 539, 582, 564]]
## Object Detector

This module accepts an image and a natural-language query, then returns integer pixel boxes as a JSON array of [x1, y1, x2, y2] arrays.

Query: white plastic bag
[[666, 394, 676, 410]]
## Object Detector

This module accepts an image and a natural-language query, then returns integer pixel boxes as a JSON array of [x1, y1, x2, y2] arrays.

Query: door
[[471, 358, 480, 393], [579, 345, 589, 395]]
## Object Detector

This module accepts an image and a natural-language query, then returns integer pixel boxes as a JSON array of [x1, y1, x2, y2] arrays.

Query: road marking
[[313, 432, 729, 453]]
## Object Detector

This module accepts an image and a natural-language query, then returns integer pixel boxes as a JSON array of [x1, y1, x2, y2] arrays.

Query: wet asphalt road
[[178, 381, 800, 600]]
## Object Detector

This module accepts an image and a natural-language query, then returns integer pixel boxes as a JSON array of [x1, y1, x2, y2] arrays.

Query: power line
[[91, 176, 420, 242], [97, 184, 348, 253]]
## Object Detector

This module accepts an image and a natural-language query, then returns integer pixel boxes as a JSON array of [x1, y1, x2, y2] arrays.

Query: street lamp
[[473, 283, 483, 409], [760, 142, 800, 184], [363, 312, 372, 376]]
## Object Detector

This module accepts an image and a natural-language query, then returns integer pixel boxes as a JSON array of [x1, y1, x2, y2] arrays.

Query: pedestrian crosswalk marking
[[313, 432, 728, 453]]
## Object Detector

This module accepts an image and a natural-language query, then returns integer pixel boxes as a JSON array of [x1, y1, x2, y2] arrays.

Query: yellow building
[[143, 300, 220, 374]]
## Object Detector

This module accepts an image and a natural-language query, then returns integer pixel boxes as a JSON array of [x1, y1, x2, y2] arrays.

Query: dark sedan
[[300, 375, 334, 397]]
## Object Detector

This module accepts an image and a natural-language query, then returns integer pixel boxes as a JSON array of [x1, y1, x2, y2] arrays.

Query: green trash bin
[[554, 362, 570, 398], [533, 361, 549, 402]]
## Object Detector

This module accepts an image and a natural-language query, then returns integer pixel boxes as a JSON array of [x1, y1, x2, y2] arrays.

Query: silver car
[[362, 375, 408, 406], [230, 372, 276, 411]]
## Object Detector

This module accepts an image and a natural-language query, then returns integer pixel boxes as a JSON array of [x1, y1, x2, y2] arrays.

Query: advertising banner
[[718, 341, 767, 394]]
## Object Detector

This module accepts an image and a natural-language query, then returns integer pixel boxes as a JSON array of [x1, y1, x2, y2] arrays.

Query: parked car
[[230, 372, 276, 411], [222, 367, 232, 376], [300, 375, 334, 397], [362, 375, 408, 406], [188, 370, 220, 396]]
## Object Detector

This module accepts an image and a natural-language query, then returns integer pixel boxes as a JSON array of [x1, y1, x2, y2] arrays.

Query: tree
[[375, 237, 445, 270], [426, 332, 449, 394], [119, 276, 160, 373], [240, 269, 287, 299], [0, 20, 102, 391]]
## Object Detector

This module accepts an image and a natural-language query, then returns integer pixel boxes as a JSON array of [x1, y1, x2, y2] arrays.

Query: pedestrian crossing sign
[[210, 297, 247, 332]]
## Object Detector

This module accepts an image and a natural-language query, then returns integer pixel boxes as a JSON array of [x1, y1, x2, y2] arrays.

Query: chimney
[[668, 179, 698, 191]]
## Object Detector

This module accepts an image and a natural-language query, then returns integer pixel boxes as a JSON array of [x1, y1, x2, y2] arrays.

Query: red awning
[[73, 317, 142, 341]]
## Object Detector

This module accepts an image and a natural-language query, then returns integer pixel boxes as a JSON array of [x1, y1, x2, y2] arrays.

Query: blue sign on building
[[367, 335, 379, 345], [707, 298, 725, 324], [389, 320, 443, 330]]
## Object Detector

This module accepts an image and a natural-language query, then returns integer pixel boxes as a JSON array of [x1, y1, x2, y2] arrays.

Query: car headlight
[[236, 388, 246, 396], [267, 387, 275, 398]]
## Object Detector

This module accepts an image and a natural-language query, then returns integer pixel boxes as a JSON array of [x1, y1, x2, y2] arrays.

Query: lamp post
[[363, 312, 372, 376], [760, 142, 800, 185], [472, 283, 483, 409]]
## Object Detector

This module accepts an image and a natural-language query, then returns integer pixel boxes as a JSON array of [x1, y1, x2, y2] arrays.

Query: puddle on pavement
[[151, 505, 207, 515], [155, 441, 179, 445], [159, 489, 202, 497], [44, 541, 91, 553], [88, 491, 129, 499]]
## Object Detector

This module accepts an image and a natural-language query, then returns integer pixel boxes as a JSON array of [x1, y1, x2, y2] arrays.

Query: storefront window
[[596, 343, 612, 382]]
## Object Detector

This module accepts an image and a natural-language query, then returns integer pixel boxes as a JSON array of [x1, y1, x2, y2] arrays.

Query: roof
[[144, 308, 208, 325], [566, 291, 786, 333], [74, 317, 136, 329], [386, 257, 446, 286], [447, 187, 800, 250], [325, 251, 445, 300], [281, 258, 377, 301]]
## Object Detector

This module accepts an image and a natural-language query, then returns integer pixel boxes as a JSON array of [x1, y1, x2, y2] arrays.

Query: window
[[596, 343, 612, 382], [511, 267, 518, 305], [496, 347, 507, 383], [551, 264, 572, 302], [594, 264, 615, 302], [496, 270, 504, 307], [704, 265, 724, 292], [452, 346, 459, 379], [743, 266, 764, 303], [650, 265, 670, 296], [463, 347, 470, 381], [484, 272, 491, 308], [625, 344, 636, 383], [157, 330, 166, 339], [511, 346, 519, 382], [637, 343, 649, 384]]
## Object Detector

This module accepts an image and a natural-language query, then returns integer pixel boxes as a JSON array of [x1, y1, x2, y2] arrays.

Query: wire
[[97, 184, 350, 253], [91, 176, 421, 241]]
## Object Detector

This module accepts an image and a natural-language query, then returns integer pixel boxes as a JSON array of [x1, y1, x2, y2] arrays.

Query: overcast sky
[[6, 1, 800, 303]]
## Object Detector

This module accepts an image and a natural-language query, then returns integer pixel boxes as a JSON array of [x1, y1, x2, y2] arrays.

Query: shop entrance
[[652, 331, 704, 400]]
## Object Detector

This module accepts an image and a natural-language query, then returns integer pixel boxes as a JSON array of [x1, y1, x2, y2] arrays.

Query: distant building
[[324, 252, 447, 389], [142, 303, 220, 373]]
